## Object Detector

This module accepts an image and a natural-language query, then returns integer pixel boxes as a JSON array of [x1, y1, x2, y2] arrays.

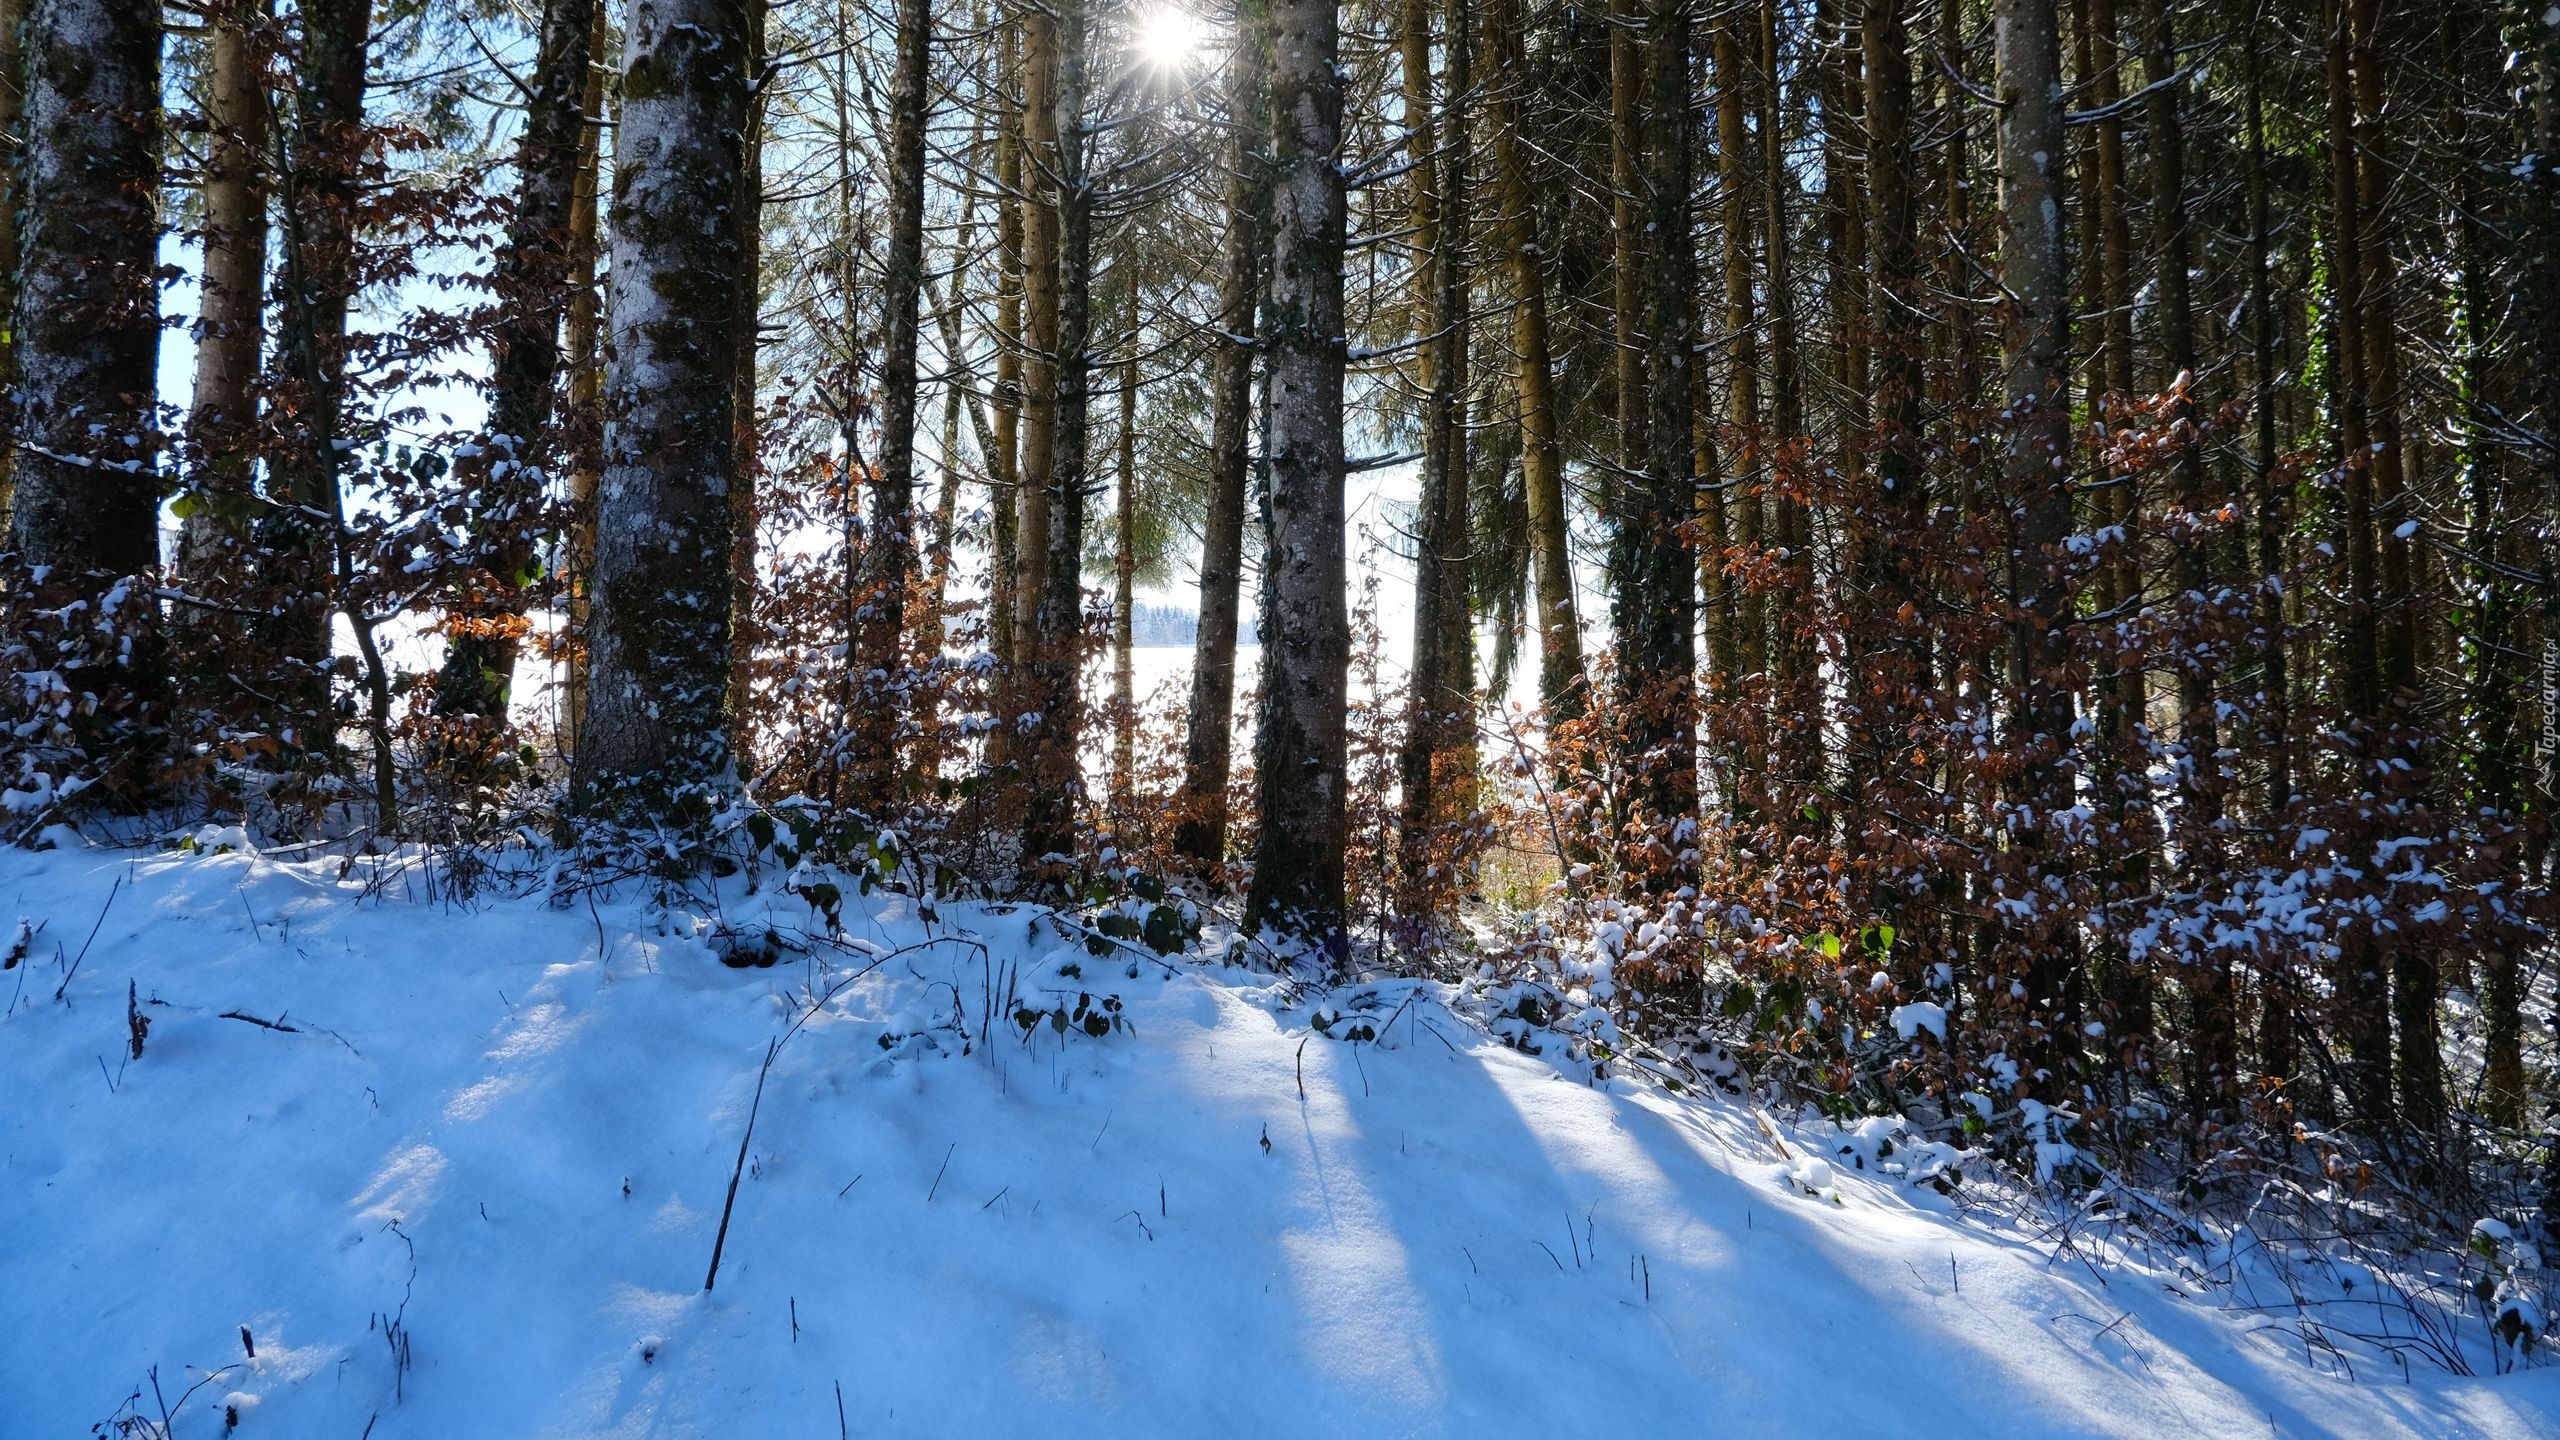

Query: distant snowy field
[[3, 843, 2553, 1437]]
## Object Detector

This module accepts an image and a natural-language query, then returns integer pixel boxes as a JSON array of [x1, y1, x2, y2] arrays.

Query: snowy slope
[[2, 843, 2551, 1438]]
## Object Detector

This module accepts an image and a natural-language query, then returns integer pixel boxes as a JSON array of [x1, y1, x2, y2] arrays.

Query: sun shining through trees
[[1134, 5, 1206, 70]]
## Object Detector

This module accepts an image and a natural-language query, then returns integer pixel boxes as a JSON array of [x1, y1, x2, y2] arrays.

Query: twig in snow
[[1296, 1037, 1307, 1099], [837, 1173, 863, 1197], [835, 1381, 849, 1440], [702, 1038, 779, 1292], [1415, 1014, 1463, 1054], [926, 1142, 956, 1202], [981, 1186, 1009, 1211], [54, 873, 122, 1003], [221, 1009, 302, 1033], [1534, 1240, 1567, 1272]]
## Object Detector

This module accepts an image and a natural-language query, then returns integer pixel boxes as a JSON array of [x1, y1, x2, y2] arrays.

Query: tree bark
[[2240, 0, 2294, 1088], [1019, 0, 1096, 871], [562, 0, 611, 757], [0, 0, 22, 529], [728, 0, 769, 776], [2345, 0, 2440, 1132], [2137, 0, 2232, 1115], [1172, 4, 1269, 870], [1609, 0, 1645, 482], [1245, 0, 1351, 944], [438, 0, 601, 723], [2528, 0, 2560, 1145], [1398, 0, 1441, 395], [983, 23, 1025, 784], [2448, 0, 2521, 1126], [1862, 0, 1926, 784], [1760, 0, 1815, 807], [1483, 0, 1580, 719], [177, 0, 271, 617], [573, 0, 751, 810], [1015, 0, 1063, 682], [1398, 0, 1474, 910], [1110, 268, 1139, 817], [1716, 12, 1766, 782], [1612, 0, 1696, 887], [10, 0, 164, 785], [2321, 0, 2393, 1127], [852, 0, 936, 814], [990, 21, 1025, 671], [261, 0, 370, 743], [921, 95, 992, 785], [1995, 0, 2075, 1039]]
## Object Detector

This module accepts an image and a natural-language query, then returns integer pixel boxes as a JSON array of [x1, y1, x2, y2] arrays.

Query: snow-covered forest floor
[[4, 840, 2554, 1438]]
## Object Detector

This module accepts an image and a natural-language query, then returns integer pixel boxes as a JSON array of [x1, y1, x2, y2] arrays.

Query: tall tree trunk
[[562, 0, 609, 757], [0, 0, 23, 528], [852, 0, 935, 814], [1245, 0, 1351, 943], [1019, 0, 1096, 871], [1483, 0, 1580, 719], [2240, 0, 2294, 1087], [1819, 0, 1868, 481], [2533, 0, 2560, 1196], [1015, 0, 1063, 690], [2086, 0, 2140, 752], [573, 0, 751, 810], [984, 23, 1025, 784], [1398, 0, 1440, 393], [921, 95, 993, 786], [729, 0, 769, 776], [1609, 0, 1646, 481], [2447, 0, 2521, 1127], [2321, 0, 2393, 1127], [177, 0, 271, 618], [1861, 0, 1925, 799], [1760, 0, 1815, 809], [1716, 12, 1766, 797], [825, 6, 861, 805], [438, 0, 601, 723], [1995, 0, 2074, 1040], [1110, 270, 1138, 817], [1172, 2, 1269, 870], [1612, 0, 1696, 888], [1399, 0, 1474, 910], [990, 21, 1025, 671], [10, 0, 164, 787], [2346, 0, 2440, 1132], [2076, 0, 2154, 1065], [262, 0, 370, 745], [2139, 0, 2232, 1116]]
